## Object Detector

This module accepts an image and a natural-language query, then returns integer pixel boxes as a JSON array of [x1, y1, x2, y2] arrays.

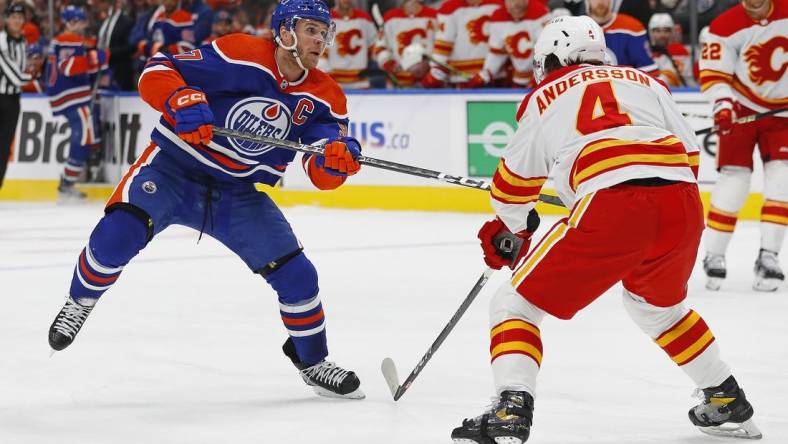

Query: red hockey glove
[[457, 73, 486, 89], [382, 59, 400, 74], [478, 210, 540, 270], [317, 137, 362, 176], [713, 98, 735, 136], [421, 71, 445, 89], [165, 87, 214, 145]]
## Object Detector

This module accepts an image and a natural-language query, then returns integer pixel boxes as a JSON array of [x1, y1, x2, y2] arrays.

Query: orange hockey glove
[[165, 87, 214, 145], [422, 70, 446, 89], [316, 137, 362, 176]]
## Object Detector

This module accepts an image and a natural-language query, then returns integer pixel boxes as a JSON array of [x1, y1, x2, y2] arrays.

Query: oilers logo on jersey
[[226, 97, 293, 155]]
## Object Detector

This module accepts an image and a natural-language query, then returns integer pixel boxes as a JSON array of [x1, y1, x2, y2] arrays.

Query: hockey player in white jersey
[[319, 0, 377, 89], [373, 0, 437, 87], [699, 0, 787, 292], [465, 0, 550, 88], [450, 16, 761, 444], [422, 0, 503, 88], [648, 12, 696, 88]]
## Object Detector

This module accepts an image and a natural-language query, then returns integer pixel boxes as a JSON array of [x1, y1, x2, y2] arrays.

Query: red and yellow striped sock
[[707, 206, 738, 233], [490, 319, 543, 367], [761, 200, 788, 226], [655, 310, 716, 366]]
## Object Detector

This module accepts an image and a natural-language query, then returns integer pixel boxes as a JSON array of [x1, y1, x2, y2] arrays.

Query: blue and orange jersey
[[138, 34, 349, 187], [601, 13, 657, 75], [140, 8, 195, 58], [44, 33, 109, 115]]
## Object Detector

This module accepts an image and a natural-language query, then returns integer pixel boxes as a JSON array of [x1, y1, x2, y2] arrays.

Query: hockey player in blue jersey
[[586, 0, 658, 75], [45, 5, 110, 201], [47, 0, 365, 400]]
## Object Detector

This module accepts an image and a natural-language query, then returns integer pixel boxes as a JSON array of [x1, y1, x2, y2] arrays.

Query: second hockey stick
[[382, 267, 495, 401], [212, 126, 565, 208], [695, 108, 787, 135]]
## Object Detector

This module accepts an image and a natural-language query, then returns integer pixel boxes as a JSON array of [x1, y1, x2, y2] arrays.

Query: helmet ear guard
[[533, 15, 607, 84]]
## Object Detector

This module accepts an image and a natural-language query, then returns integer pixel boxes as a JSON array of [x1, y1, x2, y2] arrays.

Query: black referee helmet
[[4, 2, 26, 17]]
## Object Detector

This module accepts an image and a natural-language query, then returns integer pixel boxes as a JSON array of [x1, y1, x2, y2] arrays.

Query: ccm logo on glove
[[176, 92, 207, 107]]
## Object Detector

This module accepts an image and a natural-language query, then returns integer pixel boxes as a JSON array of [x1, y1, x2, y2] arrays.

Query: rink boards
[[0, 90, 767, 218]]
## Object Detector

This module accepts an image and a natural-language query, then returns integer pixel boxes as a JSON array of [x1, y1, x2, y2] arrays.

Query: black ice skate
[[282, 338, 364, 399], [688, 375, 762, 440], [703, 253, 726, 291], [451, 390, 534, 444], [49, 295, 95, 352], [753, 249, 784, 292]]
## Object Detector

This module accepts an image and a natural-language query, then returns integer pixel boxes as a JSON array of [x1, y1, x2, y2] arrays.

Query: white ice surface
[[0, 203, 785, 444]]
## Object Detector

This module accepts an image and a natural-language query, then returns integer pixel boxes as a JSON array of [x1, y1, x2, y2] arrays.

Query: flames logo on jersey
[[396, 29, 428, 54], [466, 16, 491, 45], [505, 31, 533, 59], [225, 97, 292, 156], [336, 29, 363, 56], [744, 36, 788, 86]]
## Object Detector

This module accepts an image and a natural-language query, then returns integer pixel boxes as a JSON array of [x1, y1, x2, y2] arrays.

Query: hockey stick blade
[[212, 126, 566, 208], [381, 357, 402, 399]]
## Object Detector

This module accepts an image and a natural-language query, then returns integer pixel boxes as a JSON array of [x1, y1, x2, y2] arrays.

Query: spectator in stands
[[95, 0, 135, 90], [135, 0, 195, 62], [586, 0, 658, 75], [467, 0, 551, 88], [648, 12, 695, 87], [320, 0, 377, 89], [373, 0, 437, 88], [201, 8, 231, 45], [21, 40, 44, 92], [20, 0, 39, 44], [183, 0, 213, 45], [422, 0, 502, 88]]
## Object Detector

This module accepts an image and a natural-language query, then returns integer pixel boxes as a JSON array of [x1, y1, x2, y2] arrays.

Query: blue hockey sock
[[265, 253, 328, 365], [69, 209, 149, 303]]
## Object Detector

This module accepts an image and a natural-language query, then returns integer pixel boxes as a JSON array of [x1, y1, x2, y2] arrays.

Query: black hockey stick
[[382, 266, 495, 401], [695, 107, 788, 135], [212, 126, 565, 208]]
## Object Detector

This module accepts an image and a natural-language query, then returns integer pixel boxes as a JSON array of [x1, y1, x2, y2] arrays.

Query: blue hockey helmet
[[271, 0, 334, 45], [61, 5, 87, 23]]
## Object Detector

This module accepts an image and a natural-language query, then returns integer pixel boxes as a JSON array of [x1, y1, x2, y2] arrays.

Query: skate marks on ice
[[0, 204, 786, 443]]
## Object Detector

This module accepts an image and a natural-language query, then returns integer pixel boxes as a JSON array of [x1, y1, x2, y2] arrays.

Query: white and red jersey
[[320, 8, 377, 89], [652, 43, 696, 88], [481, 2, 550, 87], [490, 64, 700, 233], [430, 0, 503, 83], [699, 1, 788, 114], [373, 6, 438, 86]]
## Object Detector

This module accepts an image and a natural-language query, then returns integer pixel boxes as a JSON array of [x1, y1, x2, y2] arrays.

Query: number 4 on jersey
[[576, 81, 632, 135]]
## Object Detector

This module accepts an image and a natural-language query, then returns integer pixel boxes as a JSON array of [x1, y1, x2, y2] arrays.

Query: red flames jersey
[[699, 1, 788, 113], [491, 64, 699, 233], [482, 2, 550, 87], [652, 43, 696, 88], [430, 0, 504, 83], [320, 9, 377, 89], [373, 6, 438, 86]]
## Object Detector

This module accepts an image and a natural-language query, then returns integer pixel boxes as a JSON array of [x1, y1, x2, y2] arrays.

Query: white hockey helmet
[[648, 13, 674, 31], [533, 15, 607, 84]]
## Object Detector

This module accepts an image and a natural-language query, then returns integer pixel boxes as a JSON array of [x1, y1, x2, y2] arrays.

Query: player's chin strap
[[276, 30, 307, 71]]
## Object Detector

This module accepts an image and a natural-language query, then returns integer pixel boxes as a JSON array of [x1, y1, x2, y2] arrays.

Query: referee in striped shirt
[[0, 2, 31, 189]]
